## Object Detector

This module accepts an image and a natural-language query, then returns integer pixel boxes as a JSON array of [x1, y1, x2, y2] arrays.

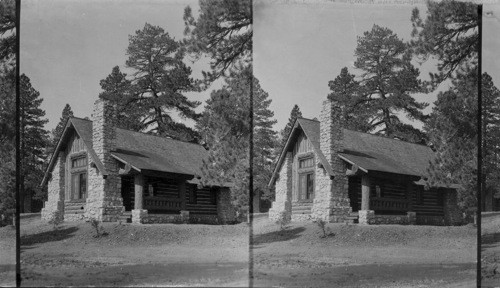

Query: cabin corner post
[[359, 173, 374, 225], [269, 152, 293, 222], [406, 182, 416, 225], [443, 189, 462, 225], [41, 152, 66, 222], [216, 187, 236, 224]]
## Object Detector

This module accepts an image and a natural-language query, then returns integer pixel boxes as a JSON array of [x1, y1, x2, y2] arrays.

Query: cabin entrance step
[[345, 212, 359, 224]]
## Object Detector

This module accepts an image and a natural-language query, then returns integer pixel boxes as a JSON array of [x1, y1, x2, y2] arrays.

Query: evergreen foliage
[[411, 0, 479, 84], [20, 74, 49, 206], [99, 23, 201, 142], [48, 104, 73, 155], [183, 0, 252, 81], [424, 68, 477, 210], [328, 25, 429, 143], [197, 67, 277, 208]]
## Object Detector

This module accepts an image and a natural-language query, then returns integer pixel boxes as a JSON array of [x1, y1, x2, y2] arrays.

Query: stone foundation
[[132, 209, 148, 224], [291, 213, 312, 222], [358, 210, 374, 225], [65, 213, 86, 222], [416, 215, 446, 226]]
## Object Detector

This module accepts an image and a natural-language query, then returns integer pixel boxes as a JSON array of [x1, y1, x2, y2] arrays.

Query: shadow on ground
[[252, 227, 305, 246], [21, 227, 79, 248]]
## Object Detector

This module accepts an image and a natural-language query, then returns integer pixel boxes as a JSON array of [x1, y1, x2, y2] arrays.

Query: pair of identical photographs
[[1, 0, 497, 287]]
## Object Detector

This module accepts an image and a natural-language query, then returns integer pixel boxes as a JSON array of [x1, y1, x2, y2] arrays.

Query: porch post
[[134, 174, 144, 210], [361, 174, 370, 210], [132, 174, 147, 224], [359, 173, 374, 225]]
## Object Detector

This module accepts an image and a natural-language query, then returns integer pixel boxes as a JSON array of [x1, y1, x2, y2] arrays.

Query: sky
[[21, 0, 222, 131], [21, 0, 500, 133], [254, 0, 500, 131]]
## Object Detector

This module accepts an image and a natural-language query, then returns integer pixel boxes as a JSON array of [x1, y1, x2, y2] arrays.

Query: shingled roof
[[42, 117, 209, 186], [270, 117, 436, 185]]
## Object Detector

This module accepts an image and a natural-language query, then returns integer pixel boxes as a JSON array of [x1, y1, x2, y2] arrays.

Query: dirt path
[[252, 216, 476, 287], [0, 225, 15, 287], [482, 212, 500, 288], [20, 217, 250, 287]]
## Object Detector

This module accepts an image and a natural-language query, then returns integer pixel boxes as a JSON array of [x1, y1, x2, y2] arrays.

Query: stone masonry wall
[[41, 153, 65, 221], [217, 187, 236, 224], [269, 152, 292, 222], [311, 99, 351, 223]]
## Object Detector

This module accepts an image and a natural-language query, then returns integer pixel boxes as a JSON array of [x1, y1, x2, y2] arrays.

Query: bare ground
[[0, 224, 15, 287], [20, 215, 250, 287], [482, 212, 500, 288], [251, 215, 476, 288]]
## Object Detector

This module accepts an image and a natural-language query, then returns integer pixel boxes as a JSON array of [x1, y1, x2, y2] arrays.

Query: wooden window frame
[[69, 154, 88, 201], [296, 154, 315, 202]]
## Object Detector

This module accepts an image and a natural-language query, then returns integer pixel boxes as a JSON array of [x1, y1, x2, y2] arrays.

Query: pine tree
[[99, 66, 143, 132], [196, 68, 251, 209], [20, 74, 49, 211], [482, 73, 500, 210], [0, 68, 15, 223], [48, 104, 73, 155], [253, 78, 278, 204], [183, 0, 252, 80], [327, 67, 372, 132], [197, 68, 278, 208], [410, 0, 478, 85], [99, 23, 201, 142], [328, 25, 429, 143], [425, 67, 478, 211]]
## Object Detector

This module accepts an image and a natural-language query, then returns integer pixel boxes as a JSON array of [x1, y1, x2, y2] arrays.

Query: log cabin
[[41, 98, 236, 224], [268, 99, 462, 225]]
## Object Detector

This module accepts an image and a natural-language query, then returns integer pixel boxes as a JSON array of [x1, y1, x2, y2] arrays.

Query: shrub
[[275, 211, 290, 232], [89, 218, 108, 238], [48, 211, 63, 230], [314, 218, 332, 238]]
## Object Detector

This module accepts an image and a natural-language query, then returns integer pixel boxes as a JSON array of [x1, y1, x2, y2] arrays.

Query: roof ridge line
[[115, 127, 202, 147]]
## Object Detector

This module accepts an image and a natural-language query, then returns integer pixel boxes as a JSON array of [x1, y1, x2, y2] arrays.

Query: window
[[299, 157, 314, 168], [375, 185, 382, 198], [298, 173, 314, 201], [71, 173, 87, 199], [72, 157, 87, 168], [70, 155, 87, 200]]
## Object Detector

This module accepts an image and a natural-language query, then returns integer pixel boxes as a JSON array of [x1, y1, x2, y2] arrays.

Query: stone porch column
[[359, 173, 373, 225]]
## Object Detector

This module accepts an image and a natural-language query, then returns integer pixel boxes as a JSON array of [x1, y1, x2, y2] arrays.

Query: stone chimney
[[319, 99, 344, 171], [92, 98, 117, 168], [87, 97, 123, 222], [312, 98, 350, 223]]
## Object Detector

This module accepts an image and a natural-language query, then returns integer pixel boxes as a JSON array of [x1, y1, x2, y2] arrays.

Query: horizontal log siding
[[411, 186, 444, 217], [147, 177, 180, 198], [186, 185, 217, 215], [347, 174, 444, 216]]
